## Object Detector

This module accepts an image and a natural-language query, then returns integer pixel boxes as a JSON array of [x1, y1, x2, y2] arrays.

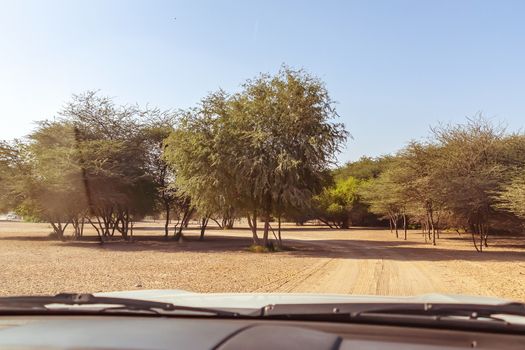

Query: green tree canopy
[[165, 67, 348, 246], [314, 176, 361, 229]]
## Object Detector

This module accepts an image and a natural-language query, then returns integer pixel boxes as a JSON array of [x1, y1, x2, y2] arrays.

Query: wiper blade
[[258, 302, 525, 320], [256, 302, 525, 334], [0, 293, 238, 317]]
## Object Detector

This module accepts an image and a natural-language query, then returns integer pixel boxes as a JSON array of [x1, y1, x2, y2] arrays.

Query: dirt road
[[261, 238, 439, 295], [239, 229, 525, 300], [0, 222, 524, 301]]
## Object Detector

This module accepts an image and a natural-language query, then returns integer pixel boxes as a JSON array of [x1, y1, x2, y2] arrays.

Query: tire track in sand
[[268, 238, 440, 296]]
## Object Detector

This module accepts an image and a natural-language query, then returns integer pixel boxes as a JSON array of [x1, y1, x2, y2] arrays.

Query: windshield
[[0, 0, 524, 308]]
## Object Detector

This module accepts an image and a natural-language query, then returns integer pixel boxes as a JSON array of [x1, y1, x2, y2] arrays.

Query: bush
[[248, 244, 270, 253], [248, 242, 280, 253]]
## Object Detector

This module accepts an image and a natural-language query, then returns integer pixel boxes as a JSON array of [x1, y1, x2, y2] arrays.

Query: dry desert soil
[[0, 221, 524, 301]]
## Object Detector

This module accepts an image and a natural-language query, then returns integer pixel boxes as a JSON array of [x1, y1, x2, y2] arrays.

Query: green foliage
[[0, 141, 25, 213], [3, 121, 89, 237], [7, 68, 525, 255], [495, 173, 525, 220], [248, 244, 272, 253], [165, 67, 348, 245], [356, 117, 525, 250], [163, 92, 230, 219], [360, 170, 404, 219], [314, 177, 361, 228], [60, 92, 162, 238], [2, 92, 164, 239], [334, 156, 393, 181], [248, 242, 287, 253]]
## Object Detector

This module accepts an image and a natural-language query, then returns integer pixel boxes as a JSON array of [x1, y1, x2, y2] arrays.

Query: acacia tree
[[165, 67, 348, 247], [57, 92, 156, 240], [141, 112, 180, 237], [12, 121, 89, 239], [164, 92, 236, 241], [360, 169, 407, 239], [231, 68, 348, 247], [0, 141, 24, 213], [394, 142, 445, 245], [430, 119, 509, 251]]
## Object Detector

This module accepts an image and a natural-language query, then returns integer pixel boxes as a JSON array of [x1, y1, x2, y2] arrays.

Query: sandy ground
[[0, 221, 524, 301]]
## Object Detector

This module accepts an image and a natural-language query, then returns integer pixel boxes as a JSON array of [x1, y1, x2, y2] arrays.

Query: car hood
[[95, 289, 513, 309]]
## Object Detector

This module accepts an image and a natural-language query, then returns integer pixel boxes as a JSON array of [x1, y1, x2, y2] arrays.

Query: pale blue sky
[[1, 0, 524, 164]]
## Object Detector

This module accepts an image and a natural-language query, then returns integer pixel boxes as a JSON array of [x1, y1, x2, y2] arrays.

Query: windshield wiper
[[0, 293, 238, 317], [257, 302, 525, 323]]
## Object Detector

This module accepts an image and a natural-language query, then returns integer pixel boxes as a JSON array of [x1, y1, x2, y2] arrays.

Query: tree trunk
[[403, 213, 407, 240], [225, 217, 234, 229], [247, 210, 260, 244], [87, 217, 104, 243], [200, 217, 209, 240], [426, 213, 432, 242], [428, 210, 436, 246], [122, 209, 130, 239], [471, 231, 481, 252], [221, 215, 235, 230], [174, 207, 194, 241], [50, 221, 69, 240], [262, 213, 270, 248], [80, 217, 85, 237], [394, 215, 399, 238], [341, 216, 349, 229], [394, 216, 399, 238], [317, 218, 335, 229], [174, 225, 183, 241], [479, 223, 484, 253], [71, 217, 79, 239], [277, 214, 282, 248], [164, 202, 170, 237], [50, 222, 63, 240], [435, 212, 441, 239], [471, 221, 484, 252], [483, 223, 489, 248], [211, 218, 224, 229]]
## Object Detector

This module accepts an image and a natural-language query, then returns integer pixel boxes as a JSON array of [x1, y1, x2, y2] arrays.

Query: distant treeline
[[1, 67, 524, 252], [316, 119, 525, 252]]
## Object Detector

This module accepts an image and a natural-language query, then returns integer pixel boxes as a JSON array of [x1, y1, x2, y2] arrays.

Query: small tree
[[314, 176, 361, 229], [360, 169, 406, 239], [395, 142, 444, 245], [17, 121, 88, 239], [431, 118, 508, 251], [142, 112, 180, 237], [163, 93, 231, 241], [57, 91, 157, 240]]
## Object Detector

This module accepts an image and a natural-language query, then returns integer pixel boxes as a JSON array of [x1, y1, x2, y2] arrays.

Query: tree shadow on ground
[[1, 226, 524, 263], [53, 234, 256, 253], [283, 238, 525, 262], [0, 236, 52, 242], [132, 225, 386, 233], [19, 233, 521, 263]]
